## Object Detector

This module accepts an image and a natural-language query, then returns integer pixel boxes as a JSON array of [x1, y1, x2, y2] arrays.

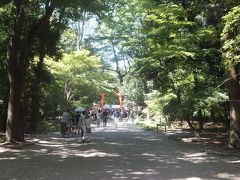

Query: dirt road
[[0, 120, 240, 180]]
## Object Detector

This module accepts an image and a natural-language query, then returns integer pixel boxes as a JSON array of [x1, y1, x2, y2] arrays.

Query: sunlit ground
[[0, 121, 240, 180]]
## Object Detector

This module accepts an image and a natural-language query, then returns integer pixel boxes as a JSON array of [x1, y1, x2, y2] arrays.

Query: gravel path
[[0, 120, 240, 180]]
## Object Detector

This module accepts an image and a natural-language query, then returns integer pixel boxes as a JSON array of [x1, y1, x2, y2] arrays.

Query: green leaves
[[45, 49, 114, 108], [116, 0, 230, 123], [221, 6, 240, 66]]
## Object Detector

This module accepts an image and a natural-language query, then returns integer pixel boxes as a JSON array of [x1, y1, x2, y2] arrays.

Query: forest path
[[0, 120, 240, 180]]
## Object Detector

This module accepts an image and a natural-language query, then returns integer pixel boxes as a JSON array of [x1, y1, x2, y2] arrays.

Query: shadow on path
[[0, 122, 240, 180]]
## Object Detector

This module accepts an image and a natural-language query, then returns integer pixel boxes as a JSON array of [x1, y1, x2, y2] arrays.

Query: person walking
[[75, 112, 81, 135], [78, 111, 91, 143], [61, 109, 72, 137], [102, 110, 108, 127], [85, 115, 92, 143], [114, 109, 120, 127], [78, 111, 86, 141], [96, 109, 102, 127], [122, 110, 128, 127]]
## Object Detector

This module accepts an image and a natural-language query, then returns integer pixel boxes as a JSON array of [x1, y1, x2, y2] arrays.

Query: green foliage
[[221, 6, 240, 66], [0, 4, 12, 108], [144, 90, 175, 123], [45, 49, 115, 109], [122, 71, 146, 107], [59, 28, 77, 53], [119, 0, 227, 125], [1, 0, 238, 137]]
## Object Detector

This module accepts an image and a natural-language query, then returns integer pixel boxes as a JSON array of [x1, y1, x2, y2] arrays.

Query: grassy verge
[[137, 121, 156, 131], [36, 120, 60, 133], [137, 120, 170, 132]]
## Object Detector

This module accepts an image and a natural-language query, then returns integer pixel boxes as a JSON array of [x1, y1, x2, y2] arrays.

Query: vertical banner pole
[[119, 94, 123, 112], [100, 93, 105, 111]]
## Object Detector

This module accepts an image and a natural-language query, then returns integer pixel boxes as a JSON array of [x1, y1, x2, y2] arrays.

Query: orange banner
[[113, 89, 123, 112], [119, 94, 123, 112], [100, 93, 104, 111]]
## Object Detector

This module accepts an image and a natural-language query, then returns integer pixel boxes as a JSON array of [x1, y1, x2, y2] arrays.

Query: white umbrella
[[103, 104, 111, 109], [74, 107, 85, 112]]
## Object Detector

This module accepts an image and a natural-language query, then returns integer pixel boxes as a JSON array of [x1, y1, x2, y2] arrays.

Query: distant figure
[[102, 110, 108, 127], [85, 115, 92, 142], [61, 109, 72, 137], [75, 112, 81, 134], [96, 110, 102, 127], [122, 110, 128, 127], [114, 109, 120, 127], [78, 111, 91, 143], [78, 111, 86, 140]]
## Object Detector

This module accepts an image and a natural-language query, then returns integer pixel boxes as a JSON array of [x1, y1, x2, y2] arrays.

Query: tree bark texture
[[227, 65, 240, 148], [6, 2, 27, 142], [6, 1, 55, 142]]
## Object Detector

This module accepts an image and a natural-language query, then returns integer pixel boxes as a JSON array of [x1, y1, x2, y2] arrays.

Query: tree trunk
[[184, 117, 200, 137], [6, 1, 55, 142], [6, 65, 24, 142], [6, 2, 27, 142], [117, 70, 124, 85], [227, 65, 240, 148]]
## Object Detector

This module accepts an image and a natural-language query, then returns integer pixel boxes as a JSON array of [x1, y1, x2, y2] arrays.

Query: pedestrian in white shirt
[[96, 110, 102, 127], [78, 111, 91, 143]]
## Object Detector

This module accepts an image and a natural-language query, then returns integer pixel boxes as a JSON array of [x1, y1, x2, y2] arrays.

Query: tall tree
[[221, 6, 240, 148], [5, 0, 109, 142]]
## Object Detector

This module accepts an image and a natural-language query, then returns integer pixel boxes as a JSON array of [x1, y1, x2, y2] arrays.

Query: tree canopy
[[1, 0, 240, 148]]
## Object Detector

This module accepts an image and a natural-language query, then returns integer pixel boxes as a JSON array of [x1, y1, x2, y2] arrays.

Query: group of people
[[91, 109, 109, 127], [90, 108, 128, 127], [61, 109, 91, 143], [60, 108, 129, 143]]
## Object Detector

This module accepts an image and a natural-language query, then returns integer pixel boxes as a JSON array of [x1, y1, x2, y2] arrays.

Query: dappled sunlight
[[40, 144, 64, 147], [226, 159, 240, 164], [142, 153, 157, 157], [177, 152, 209, 163], [38, 140, 62, 145], [171, 177, 203, 180], [0, 157, 17, 160], [183, 152, 207, 157], [37, 139, 64, 147], [49, 147, 121, 158], [214, 173, 240, 179], [128, 169, 159, 175], [104, 142, 125, 145], [30, 149, 48, 154], [0, 147, 21, 153], [104, 142, 134, 146], [1, 124, 240, 180], [94, 128, 141, 133], [135, 136, 163, 142]]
